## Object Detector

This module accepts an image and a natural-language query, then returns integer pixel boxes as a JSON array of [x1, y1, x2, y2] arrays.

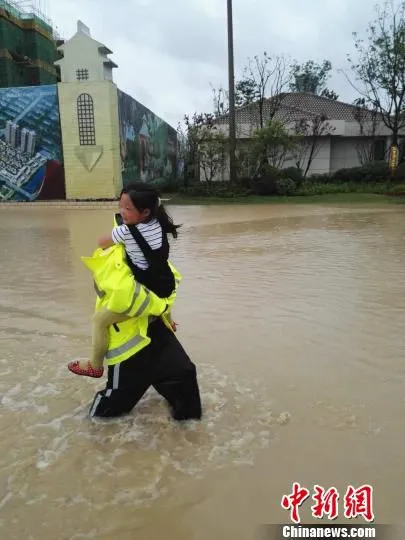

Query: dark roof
[[214, 92, 382, 125]]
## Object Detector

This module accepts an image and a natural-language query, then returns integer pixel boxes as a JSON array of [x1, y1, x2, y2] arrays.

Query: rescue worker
[[72, 216, 202, 421], [68, 184, 180, 378]]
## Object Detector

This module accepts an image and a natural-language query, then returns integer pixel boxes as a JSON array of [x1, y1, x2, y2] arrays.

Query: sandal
[[68, 360, 104, 378]]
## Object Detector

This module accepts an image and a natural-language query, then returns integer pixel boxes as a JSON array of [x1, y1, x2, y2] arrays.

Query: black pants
[[89, 318, 202, 421]]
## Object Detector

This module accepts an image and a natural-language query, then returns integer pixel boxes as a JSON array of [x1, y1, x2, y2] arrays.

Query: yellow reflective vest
[[81, 218, 182, 366]]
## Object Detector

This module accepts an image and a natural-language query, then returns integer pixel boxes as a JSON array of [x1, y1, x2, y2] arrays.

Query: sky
[[40, 0, 388, 129]]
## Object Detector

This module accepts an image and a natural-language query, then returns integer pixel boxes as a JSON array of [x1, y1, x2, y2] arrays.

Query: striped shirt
[[111, 219, 163, 270]]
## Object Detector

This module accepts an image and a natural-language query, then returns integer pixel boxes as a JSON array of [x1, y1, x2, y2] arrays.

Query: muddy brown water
[[0, 202, 404, 539]]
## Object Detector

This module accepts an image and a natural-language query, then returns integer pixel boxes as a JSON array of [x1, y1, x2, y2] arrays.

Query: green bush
[[238, 176, 254, 188], [179, 182, 251, 198], [154, 178, 181, 193], [393, 162, 405, 182], [262, 165, 282, 181], [296, 181, 392, 196], [251, 178, 277, 195], [296, 182, 344, 196], [304, 161, 405, 185], [280, 167, 304, 186], [253, 176, 280, 195], [384, 182, 405, 196], [332, 161, 390, 183], [276, 177, 296, 195], [251, 165, 280, 195], [209, 183, 252, 198], [307, 173, 331, 184], [179, 184, 211, 197], [174, 160, 405, 199]]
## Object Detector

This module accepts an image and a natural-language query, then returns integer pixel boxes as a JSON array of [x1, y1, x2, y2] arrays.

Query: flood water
[[1, 202, 405, 539]]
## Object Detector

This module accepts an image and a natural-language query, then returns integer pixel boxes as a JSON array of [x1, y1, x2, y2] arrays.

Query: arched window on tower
[[77, 93, 96, 145]]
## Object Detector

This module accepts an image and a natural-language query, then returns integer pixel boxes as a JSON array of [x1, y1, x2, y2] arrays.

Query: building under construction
[[0, 0, 61, 88]]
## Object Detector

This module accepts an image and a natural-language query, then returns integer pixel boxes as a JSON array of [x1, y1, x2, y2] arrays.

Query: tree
[[181, 113, 213, 183], [235, 77, 260, 108], [238, 52, 291, 129], [183, 113, 227, 185], [211, 84, 229, 118], [176, 121, 188, 181], [321, 88, 339, 101], [198, 132, 227, 184], [210, 84, 248, 141], [289, 59, 339, 99], [210, 78, 261, 117], [251, 120, 297, 174], [351, 98, 381, 164], [294, 114, 336, 176], [347, 1, 405, 146], [209, 52, 290, 139]]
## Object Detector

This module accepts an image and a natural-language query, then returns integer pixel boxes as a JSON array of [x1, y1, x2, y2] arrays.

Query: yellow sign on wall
[[389, 144, 399, 170]]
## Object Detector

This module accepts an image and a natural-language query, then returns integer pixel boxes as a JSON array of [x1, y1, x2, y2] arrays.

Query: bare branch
[[346, 0, 405, 144], [240, 52, 291, 129], [294, 115, 336, 176], [351, 99, 381, 164], [210, 83, 229, 118]]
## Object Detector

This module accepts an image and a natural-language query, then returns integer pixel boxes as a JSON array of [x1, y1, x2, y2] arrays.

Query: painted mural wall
[[0, 83, 177, 201], [118, 89, 177, 186], [0, 84, 65, 201]]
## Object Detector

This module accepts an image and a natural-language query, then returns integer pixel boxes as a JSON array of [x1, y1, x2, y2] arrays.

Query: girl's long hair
[[121, 183, 181, 238]]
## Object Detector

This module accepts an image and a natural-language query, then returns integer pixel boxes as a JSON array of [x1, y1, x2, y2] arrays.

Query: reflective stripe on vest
[[121, 283, 151, 317], [132, 293, 150, 317], [95, 273, 179, 307], [94, 281, 152, 318], [121, 282, 141, 315], [105, 333, 144, 360]]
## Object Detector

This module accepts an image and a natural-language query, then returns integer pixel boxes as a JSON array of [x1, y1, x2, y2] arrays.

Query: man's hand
[[171, 321, 178, 332]]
